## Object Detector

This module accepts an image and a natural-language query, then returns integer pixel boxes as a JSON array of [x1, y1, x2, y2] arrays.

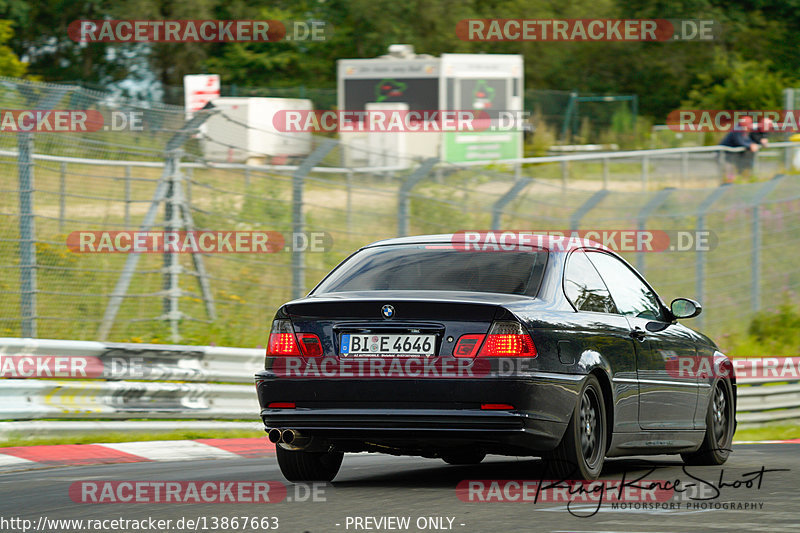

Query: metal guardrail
[[0, 338, 262, 428], [0, 338, 262, 383], [0, 379, 256, 420], [736, 357, 800, 425], [0, 338, 797, 430]]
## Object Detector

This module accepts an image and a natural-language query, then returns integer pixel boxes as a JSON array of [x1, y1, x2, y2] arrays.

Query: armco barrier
[[0, 338, 263, 383], [734, 357, 800, 425], [0, 338, 798, 430], [0, 379, 257, 420]]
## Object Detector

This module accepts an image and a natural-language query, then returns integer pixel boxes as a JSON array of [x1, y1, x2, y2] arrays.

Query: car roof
[[364, 233, 611, 253]]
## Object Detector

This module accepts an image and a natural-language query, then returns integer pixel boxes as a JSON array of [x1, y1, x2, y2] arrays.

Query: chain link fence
[[1, 77, 799, 349]]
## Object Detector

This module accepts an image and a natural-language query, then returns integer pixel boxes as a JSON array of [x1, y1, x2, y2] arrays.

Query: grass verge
[[734, 422, 800, 442]]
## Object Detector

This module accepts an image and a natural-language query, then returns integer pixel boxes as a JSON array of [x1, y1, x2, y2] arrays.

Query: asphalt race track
[[0, 444, 797, 532]]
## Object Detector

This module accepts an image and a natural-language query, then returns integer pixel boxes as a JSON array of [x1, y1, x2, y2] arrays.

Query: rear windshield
[[313, 244, 547, 296]]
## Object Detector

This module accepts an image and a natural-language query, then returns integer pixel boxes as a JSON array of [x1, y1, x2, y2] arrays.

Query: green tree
[[2, 0, 800, 125], [0, 0, 131, 83], [683, 51, 793, 109], [0, 20, 27, 77], [205, 0, 478, 87], [122, 0, 219, 87]]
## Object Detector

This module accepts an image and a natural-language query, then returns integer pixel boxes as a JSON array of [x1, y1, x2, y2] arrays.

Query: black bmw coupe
[[255, 234, 736, 481]]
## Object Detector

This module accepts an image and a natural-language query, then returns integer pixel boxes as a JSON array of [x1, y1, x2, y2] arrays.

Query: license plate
[[340, 333, 435, 357]]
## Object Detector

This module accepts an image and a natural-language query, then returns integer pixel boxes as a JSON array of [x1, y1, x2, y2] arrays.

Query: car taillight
[[268, 402, 296, 408], [268, 333, 300, 356], [297, 333, 323, 357], [481, 403, 515, 410], [453, 334, 485, 357], [267, 320, 322, 357], [477, 321, 537, 358]]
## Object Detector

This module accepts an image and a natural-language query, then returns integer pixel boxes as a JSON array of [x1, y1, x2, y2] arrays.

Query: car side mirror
[[670, 298, 702, 319]]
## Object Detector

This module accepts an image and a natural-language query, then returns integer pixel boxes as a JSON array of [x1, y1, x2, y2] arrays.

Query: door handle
[[630, 328, 646, 341]]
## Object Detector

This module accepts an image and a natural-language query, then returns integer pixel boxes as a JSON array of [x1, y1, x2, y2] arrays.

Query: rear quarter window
[[564, 251, 618, 313]]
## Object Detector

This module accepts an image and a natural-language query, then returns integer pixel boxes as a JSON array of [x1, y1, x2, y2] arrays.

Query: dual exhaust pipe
[[268, 428, 305, 446]]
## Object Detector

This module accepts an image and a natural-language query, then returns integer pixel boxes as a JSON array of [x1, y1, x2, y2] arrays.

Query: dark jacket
[[749, 128, 768, 145], [720, 130, 753, 148]]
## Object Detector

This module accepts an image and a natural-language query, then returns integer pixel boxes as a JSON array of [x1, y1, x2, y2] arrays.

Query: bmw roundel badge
[[381, 305, 395, 319]]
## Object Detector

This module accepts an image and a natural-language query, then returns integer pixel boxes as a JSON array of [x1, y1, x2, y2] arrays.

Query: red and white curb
[[0, 438, 275, 473], [1, 438, 798, 473]]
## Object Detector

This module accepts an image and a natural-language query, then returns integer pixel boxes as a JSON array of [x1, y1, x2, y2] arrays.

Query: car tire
[[276, 445, 344, 482], [441, 450, 486, 465], [545, 374, 607, 480], [681, 379, 734, 466]]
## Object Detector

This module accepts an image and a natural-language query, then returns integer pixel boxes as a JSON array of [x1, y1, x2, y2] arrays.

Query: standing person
[[720, 116, 758, 182]]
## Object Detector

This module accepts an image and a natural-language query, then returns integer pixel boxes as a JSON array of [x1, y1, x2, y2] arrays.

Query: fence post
[[569, 189, 610, 232], [17, 86, 70, 337], [124, 165, 131, 227], [397, 158, 438, 238], [641, 155, 649, 190], [59, 162, 66, 232], [695, 184, 730, 329], [291, 139, 338, 299], [491, 178, 532, 231], [602, 157, 609, 190], [183, 166, 192, 216], [750, 175, 784, 313], [18, 132, 36, 338], [717, 148, 727, 183], [681, 151, 689, 183], [346, 170, 353, 233], [156, 153, 217, 343], [783, 88, 795, 168], [784, 144, 792, 171], [162, 150, 183, 342], [98, 106, 217, 340], [635, 188, 674, 275]]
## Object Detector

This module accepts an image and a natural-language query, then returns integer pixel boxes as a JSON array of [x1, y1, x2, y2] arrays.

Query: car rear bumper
[[255, 371, 583, 454]]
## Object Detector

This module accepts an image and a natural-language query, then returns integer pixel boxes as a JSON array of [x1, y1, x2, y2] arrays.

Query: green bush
[[728, 301, 800, 357], [748, 302, 800, 350], [525, 108, 558, 157]]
